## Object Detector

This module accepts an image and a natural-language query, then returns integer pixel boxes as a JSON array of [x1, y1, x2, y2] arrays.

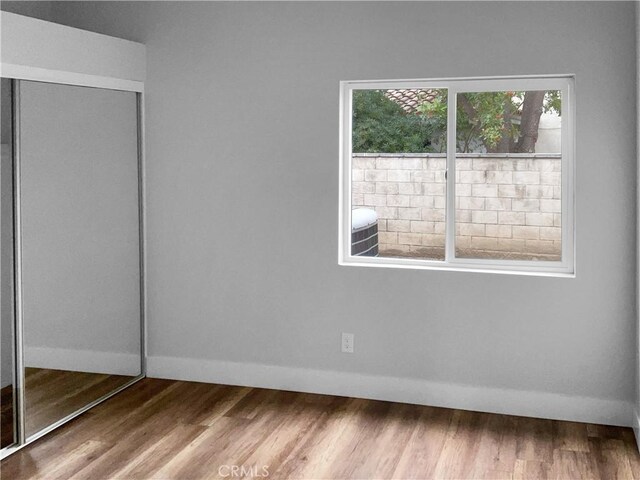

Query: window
[[339, 76, 574, 275]]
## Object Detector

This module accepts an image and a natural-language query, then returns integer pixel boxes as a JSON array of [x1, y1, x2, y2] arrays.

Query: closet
[[0, 12, 146, 457]]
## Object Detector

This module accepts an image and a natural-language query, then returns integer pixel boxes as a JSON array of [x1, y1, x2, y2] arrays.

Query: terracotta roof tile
[[384, 89, 438, 114]]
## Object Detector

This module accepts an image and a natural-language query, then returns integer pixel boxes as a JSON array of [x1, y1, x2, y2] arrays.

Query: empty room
[[0, 1, 639, 479]]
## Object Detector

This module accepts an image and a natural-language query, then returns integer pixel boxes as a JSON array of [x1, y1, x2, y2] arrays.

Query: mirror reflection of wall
[[1, 77, 15, 449], [18, 81, 142, 438]]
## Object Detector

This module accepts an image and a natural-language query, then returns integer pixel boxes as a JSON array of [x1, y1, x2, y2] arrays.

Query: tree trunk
[[457, 93, 477, 121], [515, 91, 545, 153], [493, 98, 514, 153]]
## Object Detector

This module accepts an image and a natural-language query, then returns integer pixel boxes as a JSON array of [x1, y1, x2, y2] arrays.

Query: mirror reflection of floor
[[0, 384, 13, 448], [24, 368, 133, 439]]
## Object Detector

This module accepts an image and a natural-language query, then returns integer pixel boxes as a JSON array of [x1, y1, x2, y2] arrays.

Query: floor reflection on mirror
[[0, 384, 13, 449], [23, 368, 131, 437]]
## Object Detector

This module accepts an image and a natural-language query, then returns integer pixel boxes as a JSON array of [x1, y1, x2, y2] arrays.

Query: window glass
[[351, 89, 447, 260], [454, 90, 562, 261]]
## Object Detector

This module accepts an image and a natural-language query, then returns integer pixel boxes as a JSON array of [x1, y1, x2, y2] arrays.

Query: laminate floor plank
[[195, 386, 253, 426], [278, 398, 370, 480], [2, 378, 639, 480], [512, 458, 551, 480], [391, 407, 457, 479], [345, 402, 421, 479], [314, 399, 394, 479], [268, 397, 350, 479], [468, 412, 518, 479], [548, 449, 600, 480], [588, 437, 635, 480], [516, 416, 554, 463], [553, 420, 591, 453], [431, 410, 490, 479], [81, 423, 207, 480], [153, 416, 258, 479], [30, 439, 112, 480], [624, 430, 640, 479]]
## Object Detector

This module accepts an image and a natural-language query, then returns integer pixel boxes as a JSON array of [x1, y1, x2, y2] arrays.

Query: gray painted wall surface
[[0, 1, 53, 22], [19, 81, 141, 357], [50, 2, 637, 405]]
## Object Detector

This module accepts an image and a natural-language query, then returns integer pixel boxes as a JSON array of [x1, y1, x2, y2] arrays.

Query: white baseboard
[[26, 346, 140, 376], [148, 355, 634, 428]]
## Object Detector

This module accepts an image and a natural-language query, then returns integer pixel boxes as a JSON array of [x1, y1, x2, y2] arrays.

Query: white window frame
[[339, 75, 575, 277]]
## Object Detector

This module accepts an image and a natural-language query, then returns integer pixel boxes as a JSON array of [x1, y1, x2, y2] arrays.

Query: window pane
[[351, 88, 447, 260], [454, 90, 562, 261]]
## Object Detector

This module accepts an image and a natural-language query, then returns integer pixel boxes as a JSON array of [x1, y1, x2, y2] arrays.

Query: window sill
[[339, 257, 575, 278]]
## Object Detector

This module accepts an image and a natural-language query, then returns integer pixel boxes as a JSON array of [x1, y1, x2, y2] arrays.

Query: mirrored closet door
[[1, 78, 144, 451]]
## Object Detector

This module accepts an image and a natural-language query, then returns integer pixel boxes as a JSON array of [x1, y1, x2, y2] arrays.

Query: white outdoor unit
[[351, 208, 378, 257]]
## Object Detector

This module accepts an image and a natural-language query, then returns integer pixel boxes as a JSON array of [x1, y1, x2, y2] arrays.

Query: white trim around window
[[338, 75, 575, 277]]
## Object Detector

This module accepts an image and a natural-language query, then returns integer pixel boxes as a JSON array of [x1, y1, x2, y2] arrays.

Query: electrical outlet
[[341, 333, 354, 353]]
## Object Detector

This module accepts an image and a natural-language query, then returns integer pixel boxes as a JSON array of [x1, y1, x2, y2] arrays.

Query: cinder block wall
[[352, 153, 562, 259]]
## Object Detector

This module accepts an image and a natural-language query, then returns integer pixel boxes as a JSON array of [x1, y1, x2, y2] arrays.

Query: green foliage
[[353, 89, 561, 154], [352, 90, 443, 153], [420, 90, 561, 152], [543, 90, 561, 115]]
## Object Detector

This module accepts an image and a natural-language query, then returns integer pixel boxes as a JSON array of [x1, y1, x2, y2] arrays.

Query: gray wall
[[50, 2, 637, 407], [0, 1, 53, 21]]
